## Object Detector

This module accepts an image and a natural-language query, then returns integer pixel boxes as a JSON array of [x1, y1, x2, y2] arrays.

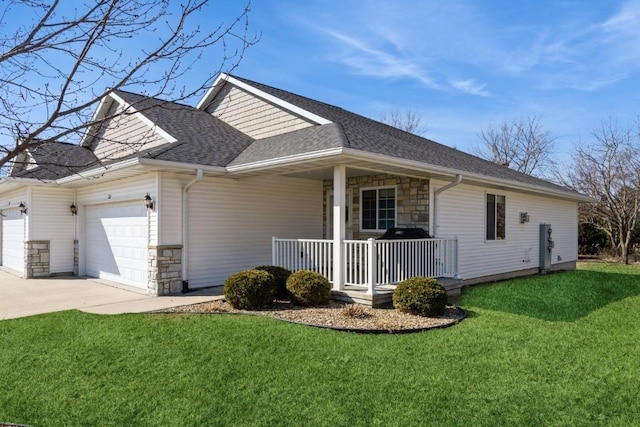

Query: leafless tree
[[475, 116, 555, 177], [562, 117, 640, 264], [0, 0, 259, 172], [380, 110, 427, 136]]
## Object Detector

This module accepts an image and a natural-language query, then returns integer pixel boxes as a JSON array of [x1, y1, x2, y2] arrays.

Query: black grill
[[377, 227, 431, 240]]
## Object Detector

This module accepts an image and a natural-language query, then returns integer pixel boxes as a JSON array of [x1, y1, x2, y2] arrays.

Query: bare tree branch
[[0, 0, 260, 172], [474, 116, 556, 177], [380, 110, 427, 136], [560, 117, 640, 264]]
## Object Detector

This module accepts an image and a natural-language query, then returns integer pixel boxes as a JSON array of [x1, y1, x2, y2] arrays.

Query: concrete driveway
[[0, 269, 222, 320]]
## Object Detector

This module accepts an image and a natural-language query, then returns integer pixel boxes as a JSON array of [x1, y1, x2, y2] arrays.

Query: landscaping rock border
[[158, 300, 467, 334]]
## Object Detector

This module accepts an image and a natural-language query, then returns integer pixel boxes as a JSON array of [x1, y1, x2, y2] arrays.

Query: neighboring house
[[0, 74, 591, 303]]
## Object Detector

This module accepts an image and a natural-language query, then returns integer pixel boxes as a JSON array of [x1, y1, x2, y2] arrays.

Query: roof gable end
[[197, 73, 332, 126]]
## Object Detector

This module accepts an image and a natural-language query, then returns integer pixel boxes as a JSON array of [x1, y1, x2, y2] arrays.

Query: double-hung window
[[361, 187, 396, 231], [486, 193, 506, 240]]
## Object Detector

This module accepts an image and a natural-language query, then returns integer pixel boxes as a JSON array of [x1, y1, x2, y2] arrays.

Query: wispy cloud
[[324, 30, 442, 90], [449, 79, 491, 97]]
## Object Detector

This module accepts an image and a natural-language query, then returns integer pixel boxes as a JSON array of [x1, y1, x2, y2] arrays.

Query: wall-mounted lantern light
[[519, 212, 530, 224], [144, 193, 154, 210], [19, 202, 27, 215], [70, 203, 78, 216]]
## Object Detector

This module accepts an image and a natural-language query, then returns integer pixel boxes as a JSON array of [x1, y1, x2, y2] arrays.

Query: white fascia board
[[196, 73, 227, 110], [6, 153, 25, 176], [137, 158, 227, 175], [0, 177, 56, 186], [56, 157, 227, 185], [341, 149, 594, 203], [110, 92, 178, 143], [225, 148, 344, 173], [0, 177, 57, 194], [80, 95, 114, 147], [197, 73, 332, 126], [55, 157, 141, 184]]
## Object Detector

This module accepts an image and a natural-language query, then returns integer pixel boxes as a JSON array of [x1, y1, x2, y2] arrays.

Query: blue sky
[[4, 1, 639, 165], [206, 0, 640, 162]]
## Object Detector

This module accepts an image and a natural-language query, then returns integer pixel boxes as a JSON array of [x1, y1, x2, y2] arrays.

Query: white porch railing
[[271, 238, 334, 279], [272, 237, 458, 295]]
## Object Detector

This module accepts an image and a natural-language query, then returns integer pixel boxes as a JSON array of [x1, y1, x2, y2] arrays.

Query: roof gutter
[[181, 168, 204, 292], [340, 149, 594, 203], [433, 175, 462, 237], [54, 157, 226, 186], [226, 147, 344, 173]]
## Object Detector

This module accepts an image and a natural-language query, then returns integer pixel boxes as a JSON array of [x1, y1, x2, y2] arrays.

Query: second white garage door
[[85, 202, 148, 288], [2, 209, 25, 273]]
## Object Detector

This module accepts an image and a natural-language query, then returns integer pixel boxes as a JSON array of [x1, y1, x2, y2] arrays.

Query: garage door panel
[[2, 209, 24, 273], [86, 203, 148, 288]]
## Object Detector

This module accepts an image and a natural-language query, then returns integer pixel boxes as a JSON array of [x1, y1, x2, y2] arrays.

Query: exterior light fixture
[[70, 203, 78, 215], [19, 202, 27, 215], [144, 193, 154, 210]]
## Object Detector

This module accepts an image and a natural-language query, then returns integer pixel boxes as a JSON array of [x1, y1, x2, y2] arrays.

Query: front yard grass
[[1, 262, 639, 426]]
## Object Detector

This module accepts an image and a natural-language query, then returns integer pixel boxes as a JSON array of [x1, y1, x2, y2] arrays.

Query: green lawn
[[2, 262, 640, 426]]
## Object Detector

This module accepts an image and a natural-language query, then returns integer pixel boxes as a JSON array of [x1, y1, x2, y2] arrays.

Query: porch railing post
[[454, 236, 460, 279], [366, 238, 376, 295], [272, 236, 277, 266]]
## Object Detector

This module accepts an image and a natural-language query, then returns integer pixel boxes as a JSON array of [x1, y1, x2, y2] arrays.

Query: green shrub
[[392, 276, 447, 317], [286, 270, 331, 306], [223, 269, 276, 310], [254, 265, 292, 299]]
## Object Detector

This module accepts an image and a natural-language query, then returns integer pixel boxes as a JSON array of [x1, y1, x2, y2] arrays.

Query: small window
[[361, 187, 396, 231], [486, 193, 505, 240]]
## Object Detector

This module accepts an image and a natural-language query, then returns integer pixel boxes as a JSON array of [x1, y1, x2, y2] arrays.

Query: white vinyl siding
[[158, 173, 185, 245], [91, 100, 168, 161], [206, 84, 314, 139], [433, 180, 579, 281], [30, 187, 75, 273], [185, 175, 323, 288]]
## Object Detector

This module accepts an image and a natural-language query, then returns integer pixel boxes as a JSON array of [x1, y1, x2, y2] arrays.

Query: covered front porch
[[239, 156, 466, 305], [272, 236, 461, 306]]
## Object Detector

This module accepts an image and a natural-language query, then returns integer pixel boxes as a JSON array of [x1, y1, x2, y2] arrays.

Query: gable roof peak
[[197, 73, 332, 126]]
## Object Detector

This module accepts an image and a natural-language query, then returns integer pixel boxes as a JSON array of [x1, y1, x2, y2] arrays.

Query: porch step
[[331, 289, 394, 308], [439, 277, 464, 296], [331, 277, 463, 308]]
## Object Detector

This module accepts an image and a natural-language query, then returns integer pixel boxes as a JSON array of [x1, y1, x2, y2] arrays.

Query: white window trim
[[485, 192, 506, 242], [360, 185, 397, 232]]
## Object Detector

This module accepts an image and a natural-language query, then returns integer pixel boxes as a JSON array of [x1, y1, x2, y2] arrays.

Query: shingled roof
[[11, 142, 98, 180], [10, 75, 583, 201], [226, 75, 580, 195], [112, 90, 253, 167]]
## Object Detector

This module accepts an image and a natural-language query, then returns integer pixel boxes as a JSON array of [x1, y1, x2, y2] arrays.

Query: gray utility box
[[539, 223, 554, 273]]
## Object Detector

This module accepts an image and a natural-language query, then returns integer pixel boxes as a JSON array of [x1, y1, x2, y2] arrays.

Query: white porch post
[[366, 238, 376, 295], [332, 164, 346, 291]]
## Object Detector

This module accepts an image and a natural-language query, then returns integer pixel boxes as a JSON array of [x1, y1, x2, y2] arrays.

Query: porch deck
[[273, 236, 461, 307]]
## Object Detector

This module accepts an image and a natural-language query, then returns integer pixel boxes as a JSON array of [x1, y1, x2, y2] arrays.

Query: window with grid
[[361, 187, 396, 231], [486, 193, 506, 240]]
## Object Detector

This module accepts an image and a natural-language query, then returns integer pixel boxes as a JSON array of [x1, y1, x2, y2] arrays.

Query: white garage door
[[86, 202, 148, 288], [2, 209, 24, 273]]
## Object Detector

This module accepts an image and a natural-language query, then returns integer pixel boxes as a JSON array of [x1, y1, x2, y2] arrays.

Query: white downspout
[[181, 169, 203, 291], [433, 174, 462, 237]]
